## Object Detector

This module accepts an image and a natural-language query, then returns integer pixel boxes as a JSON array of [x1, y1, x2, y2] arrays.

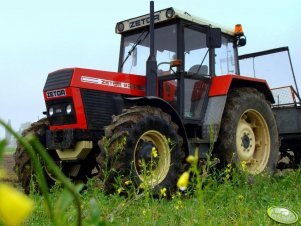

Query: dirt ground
[[1, 154, 18, 183]]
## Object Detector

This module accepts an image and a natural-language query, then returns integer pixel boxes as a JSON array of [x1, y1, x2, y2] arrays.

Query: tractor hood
[[43, 68, 146, 100]]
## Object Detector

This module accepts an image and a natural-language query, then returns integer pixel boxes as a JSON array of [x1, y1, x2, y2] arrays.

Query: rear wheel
[[97, 106, 185, 196], [217, 88, 279, 174], [14, 118, 57, 193]]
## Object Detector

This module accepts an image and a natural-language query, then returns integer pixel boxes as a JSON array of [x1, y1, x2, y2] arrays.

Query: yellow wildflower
[[225, 168, 231, 173], [160, 187, 167, 197], [225, 163, 232, 174], [151, 147, 158, 158], [177, 171, 190, 191], [0, 183, 34, 226], [124, 180, 132, 186], [117, 187, 123, 194], [237, 194, 244, 201], [241, 161, 247, 171], [139, 182, 146, 189], [186, 155, 197, 165], [175, 200, 184, 210]]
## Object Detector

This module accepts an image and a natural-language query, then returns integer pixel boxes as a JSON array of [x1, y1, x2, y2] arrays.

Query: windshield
[[120, 24, 177, 75]]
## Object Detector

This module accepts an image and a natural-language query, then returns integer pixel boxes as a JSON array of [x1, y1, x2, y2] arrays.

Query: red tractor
[[15, 3, 284, 195]]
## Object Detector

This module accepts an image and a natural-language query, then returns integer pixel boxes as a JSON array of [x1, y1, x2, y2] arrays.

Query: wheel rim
[[134, 130, 170, 187], [236, 109, 270, 174]]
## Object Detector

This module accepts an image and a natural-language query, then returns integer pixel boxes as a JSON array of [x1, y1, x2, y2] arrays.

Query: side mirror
[[206, 28, 222, 48]]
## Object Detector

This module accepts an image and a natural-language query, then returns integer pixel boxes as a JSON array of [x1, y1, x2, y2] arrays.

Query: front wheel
[[14, 118, 57, 193], [217, 88, 279, 174], [97, 106, 185, 196]]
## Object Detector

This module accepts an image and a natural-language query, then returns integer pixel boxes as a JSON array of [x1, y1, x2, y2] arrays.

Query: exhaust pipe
[[146, 1, 157, 96]]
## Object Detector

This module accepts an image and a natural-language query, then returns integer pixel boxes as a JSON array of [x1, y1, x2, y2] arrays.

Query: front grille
[[81, 89, 121, 130], [44, 69, 73, 91], [46, 97, 76, 125]]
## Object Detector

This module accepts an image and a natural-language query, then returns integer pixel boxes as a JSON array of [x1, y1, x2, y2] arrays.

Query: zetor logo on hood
[[46, 89, 66, 98]]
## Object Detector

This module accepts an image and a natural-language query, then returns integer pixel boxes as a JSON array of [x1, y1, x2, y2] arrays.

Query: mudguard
[[202, 75, 274, 142], [125, 96, 189, 154], [209, 75, 274, 103]]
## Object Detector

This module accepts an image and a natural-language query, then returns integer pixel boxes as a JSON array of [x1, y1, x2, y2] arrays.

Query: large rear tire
[[217, 88, 279, 174], [97, 106, 185, 196]]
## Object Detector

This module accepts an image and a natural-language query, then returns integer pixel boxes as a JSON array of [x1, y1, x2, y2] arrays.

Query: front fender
[[125, 96, 189, 155]]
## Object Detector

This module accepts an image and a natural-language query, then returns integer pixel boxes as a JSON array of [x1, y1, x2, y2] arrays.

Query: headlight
[[49, 107, 54, 116], [66, 104, 72, 114]]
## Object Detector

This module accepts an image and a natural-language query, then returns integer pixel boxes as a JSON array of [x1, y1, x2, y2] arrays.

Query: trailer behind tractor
[[239, 47, 301, 168], [14, 3, 300, 195]]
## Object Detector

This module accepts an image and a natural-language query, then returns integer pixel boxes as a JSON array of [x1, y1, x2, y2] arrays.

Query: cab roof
[[115, 7, 235, 36]]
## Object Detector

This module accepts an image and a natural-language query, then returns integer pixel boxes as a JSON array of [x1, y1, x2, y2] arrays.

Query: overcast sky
[[1, 0, 301, 139]]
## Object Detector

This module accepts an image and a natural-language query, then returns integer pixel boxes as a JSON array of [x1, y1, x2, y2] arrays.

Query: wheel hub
[[236, 110, 271, 174], [134, 130, 170, 187], [237, 120, 255, 161], [242, 133, 250, 149], [138, 141, 155, 164]]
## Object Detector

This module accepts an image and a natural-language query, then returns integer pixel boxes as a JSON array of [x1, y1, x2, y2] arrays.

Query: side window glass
[[184, 28, 209, 75], [215, 37, 236, 75]]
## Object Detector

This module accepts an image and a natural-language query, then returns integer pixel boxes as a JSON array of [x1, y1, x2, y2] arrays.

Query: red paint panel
[[44, 68, 147, 131], [46, 87, 87, 130], [71, 68, 146, 96], [209, 75, 269, 96]]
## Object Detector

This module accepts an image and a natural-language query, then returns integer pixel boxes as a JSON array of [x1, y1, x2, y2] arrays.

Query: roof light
[[234, 24, 244, 36], [165, 8, 175, 19], [117, 22, 125, 32]]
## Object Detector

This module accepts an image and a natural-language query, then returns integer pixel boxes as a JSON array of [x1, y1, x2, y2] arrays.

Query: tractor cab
[[116, 8, 244, 122]]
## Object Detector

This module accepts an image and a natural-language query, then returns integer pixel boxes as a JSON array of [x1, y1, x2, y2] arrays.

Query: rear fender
[[202, 75, 274, 142], [209, 75, 274, 103]]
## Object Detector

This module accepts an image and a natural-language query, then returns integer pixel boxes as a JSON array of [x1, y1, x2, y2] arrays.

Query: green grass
[[24, 169, 301, 226], [1, 120, 299, 226]]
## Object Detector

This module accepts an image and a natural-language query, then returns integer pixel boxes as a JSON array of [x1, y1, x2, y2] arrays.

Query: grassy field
[[0, 124, 299, 225], [24, 169, 301, 226]]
